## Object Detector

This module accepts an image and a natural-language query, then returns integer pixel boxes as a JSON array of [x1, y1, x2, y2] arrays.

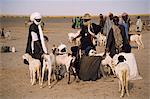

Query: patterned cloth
[[112, 24, 123, 52], [79, 56, 102, 81]]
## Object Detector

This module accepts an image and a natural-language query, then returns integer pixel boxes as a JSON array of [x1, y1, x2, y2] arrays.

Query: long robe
[[136, 19, 143, 32], [25, 23, 44, 59], [79, 56, 102, 81], [106, 24, 129, 58]]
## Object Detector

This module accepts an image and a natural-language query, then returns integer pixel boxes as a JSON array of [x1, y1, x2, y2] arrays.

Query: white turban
[[30, 12, 48, 54]]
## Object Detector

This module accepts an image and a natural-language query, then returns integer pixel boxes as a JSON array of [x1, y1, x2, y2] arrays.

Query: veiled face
[[83, 19, 91, 26], [113, 16, 119, 25], [109, 14, 113, 20], [35, 19, 41, 22]]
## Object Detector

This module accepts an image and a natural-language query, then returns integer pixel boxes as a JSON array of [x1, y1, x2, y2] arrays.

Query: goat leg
[[126, 81, 129, 96], [68, 72, 71, 84], [48, 68, 52, 88], [120, 78, 124, 98], [40, 66, 45, 88], [118, 80, 121, 92], [32, 71, 36, 85]]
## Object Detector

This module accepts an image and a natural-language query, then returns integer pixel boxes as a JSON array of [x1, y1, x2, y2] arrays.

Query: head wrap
[[30, 12, 42, 25]]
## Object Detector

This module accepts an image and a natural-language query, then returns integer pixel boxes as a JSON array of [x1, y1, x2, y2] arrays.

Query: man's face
[[84, 19, 90, 22], [113, 17, 119, 25], [83, 19, 91, 26], [109, 14, 113, 20], [35, 19, 41, 22], [100, 15, 103, 19]]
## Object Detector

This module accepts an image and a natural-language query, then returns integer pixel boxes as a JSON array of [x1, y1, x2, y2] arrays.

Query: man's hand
[[72, 38, 76, 41], [105, 48, 109, 52]]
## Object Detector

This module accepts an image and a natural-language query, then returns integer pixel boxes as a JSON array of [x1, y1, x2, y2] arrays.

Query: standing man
[[25, 12, 47, 62], [103, 12, 114, 37], [72, 17, 76, 29], [136, 16, 143, 32], [1, 28, 5, 38], [75, 17, 81, 29], [120, 12, 131, 40], [99, 14, 105, 34], [105, 16, 129, 58]]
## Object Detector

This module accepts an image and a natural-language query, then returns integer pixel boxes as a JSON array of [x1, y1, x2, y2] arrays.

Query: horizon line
[[1, 13, 150, 18]]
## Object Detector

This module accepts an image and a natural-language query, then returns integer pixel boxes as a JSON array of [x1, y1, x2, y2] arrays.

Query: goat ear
[[22, 54, 28, 59], [68, 53, 72, 56], [41, 54, 44, 58], [124, 58, 126, 61]]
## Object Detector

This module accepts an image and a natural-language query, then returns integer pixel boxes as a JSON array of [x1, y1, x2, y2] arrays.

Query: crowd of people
[[70, 12, 146, 58], [72, 16, 83, 29], [72, 12, 131, 57]]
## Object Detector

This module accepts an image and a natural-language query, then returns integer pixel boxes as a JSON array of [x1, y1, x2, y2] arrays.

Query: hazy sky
[[0, 0, 150, 16]]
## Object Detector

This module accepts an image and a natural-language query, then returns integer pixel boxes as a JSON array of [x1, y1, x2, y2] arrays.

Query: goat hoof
[[68, 82, 70, 84], [120, 96, 123, 98], [31, 83, 35, 86], [48, 85, 52, 89], [76, 79, 80, 83], [120, 94, 123, 98]]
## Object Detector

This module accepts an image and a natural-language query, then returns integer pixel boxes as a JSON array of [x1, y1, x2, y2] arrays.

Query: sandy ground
[[0, 17, 150, 99]]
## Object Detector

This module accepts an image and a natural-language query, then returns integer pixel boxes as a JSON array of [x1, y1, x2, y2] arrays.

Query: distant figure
[[136, 16, 143, 32], [99, 14, 106, 34], [120, 12, 131, 40], [103, 12, 114, 37], [72, 17, 76, 29], [75, 17, 81, 29], [80, 17, 83, 28], [142, 21, 147, 31], [1, 28, 5, 38]]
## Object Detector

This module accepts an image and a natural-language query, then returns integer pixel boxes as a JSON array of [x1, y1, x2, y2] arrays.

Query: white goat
[[55, 54, 76, 84], [41, 54, 52, 88], [68, 30, 81, 46], [101, 53, 130, 97], [112, 55, 130, 98], [51, 46, 77, 83], [55, 54, 75, 73], [22, 53, 41, 86], [129, 34, 144, 50]]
